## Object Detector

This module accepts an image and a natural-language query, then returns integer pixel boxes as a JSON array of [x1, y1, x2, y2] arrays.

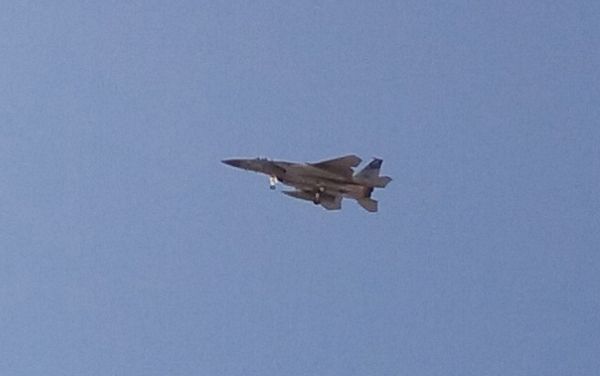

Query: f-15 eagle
[[222, 155, 391, 212]]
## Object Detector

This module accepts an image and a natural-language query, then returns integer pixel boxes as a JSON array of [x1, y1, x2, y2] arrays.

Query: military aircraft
[[222, 155, 391, 212]]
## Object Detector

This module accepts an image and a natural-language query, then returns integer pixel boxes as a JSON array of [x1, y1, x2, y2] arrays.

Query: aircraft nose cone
[[222, 159, 244, 168]]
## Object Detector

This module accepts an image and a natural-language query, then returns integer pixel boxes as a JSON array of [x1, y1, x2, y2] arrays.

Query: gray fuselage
[[225, 158, 371, 199]]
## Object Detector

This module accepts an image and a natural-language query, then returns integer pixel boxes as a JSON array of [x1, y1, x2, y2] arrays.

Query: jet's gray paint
[[222, 155, 391, 212]]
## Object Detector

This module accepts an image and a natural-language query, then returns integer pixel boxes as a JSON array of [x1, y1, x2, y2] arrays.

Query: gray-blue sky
[[2, 1, 599, 375]]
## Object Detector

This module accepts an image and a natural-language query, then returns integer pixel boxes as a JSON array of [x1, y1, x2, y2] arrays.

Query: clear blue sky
[[2, 2, 599, 375]]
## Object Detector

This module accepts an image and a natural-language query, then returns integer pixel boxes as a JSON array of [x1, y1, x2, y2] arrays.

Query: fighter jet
[[222, 155, 391, 212]]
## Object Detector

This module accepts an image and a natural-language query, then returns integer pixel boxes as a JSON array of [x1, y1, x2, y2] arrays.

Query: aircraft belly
[[280, 177, 364, 198], [285, 165, 350, 182]]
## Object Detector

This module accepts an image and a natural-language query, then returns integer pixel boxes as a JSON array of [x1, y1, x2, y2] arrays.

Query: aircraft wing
[[282, 190, 342, 210], [309, 154, 362, 179]]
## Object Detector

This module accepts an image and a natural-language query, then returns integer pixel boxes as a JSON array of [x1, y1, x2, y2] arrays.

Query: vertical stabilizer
[[355, 158, 392, 187], [355, 158, 382, 179]]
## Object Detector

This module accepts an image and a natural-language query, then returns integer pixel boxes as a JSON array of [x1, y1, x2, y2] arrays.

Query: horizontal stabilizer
[[357, 197, 378, 212], [374, 176, 392, 188]]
